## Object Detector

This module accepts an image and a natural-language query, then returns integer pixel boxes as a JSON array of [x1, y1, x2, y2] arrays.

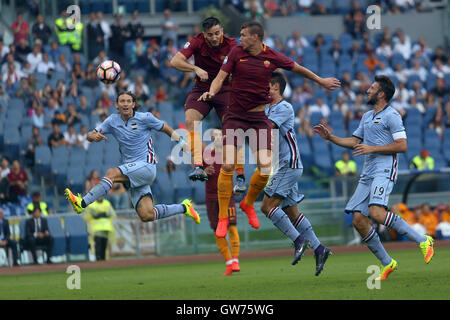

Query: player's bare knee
[[369, 205, 387, 224], [105, 167, 120, 180], [260, 202, 271, 216], [138, 209, 155, 222], [352, 213, 367, 231]]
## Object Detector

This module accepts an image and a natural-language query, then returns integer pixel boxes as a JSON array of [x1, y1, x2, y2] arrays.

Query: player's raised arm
[[170, 52, 208, 81], [197, 69, 229, 101], [314, 123, 361, 149], [160, 123, 188, 152], [291, 62, 341, 90]]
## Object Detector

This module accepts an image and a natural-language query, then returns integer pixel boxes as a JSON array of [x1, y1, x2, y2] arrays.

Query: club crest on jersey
[[374, 117, 381, 123], [184, 42, 190, 49], [264, 60, 270, 68], [131, 123, 138, 130]]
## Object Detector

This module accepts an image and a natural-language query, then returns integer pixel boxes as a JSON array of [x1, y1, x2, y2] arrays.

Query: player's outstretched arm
[[170, 52, 208, 81], [353, 139, 407, 156], [314, 123, 361, 149], [291, 62, 341, 90], [160, 123, 188, 153], [198, 70, 229, 101], [87, 129, 107, 142]]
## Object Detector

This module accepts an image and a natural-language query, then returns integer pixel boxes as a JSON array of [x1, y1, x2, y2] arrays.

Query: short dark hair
[[270, 72, 287, 95], [374, 75, 395, 102], [117, 91, 140, 110], [202, 17, 220, 31], [241, 21, 264, 41]]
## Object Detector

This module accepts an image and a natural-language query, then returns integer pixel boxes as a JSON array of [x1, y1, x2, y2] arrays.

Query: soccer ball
[[96, 60, 121, 84]]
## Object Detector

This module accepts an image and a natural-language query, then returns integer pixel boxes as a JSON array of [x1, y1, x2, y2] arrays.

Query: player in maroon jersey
[[199, 21, 340, 238], [170, 17, 246, 189], [203, 128, 240, 276]]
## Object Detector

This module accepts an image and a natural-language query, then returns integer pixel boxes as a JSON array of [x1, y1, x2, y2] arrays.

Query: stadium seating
[[64, 215, 90, 259], [47, 217, 67, 257]]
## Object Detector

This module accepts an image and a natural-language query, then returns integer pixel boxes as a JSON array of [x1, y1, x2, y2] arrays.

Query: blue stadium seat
[[390, 53, 407, 69], [426, 73, 437, 91], [66, 166, 85, 194], [423, 129, 441, 155], [3, 127, 21, 159], [339, 34, 353, 51], [154, 171, 174, 203], [333, 0, 352, 14], [172, 170, 193, 202], [35, 145, 52, 176], [407, 74, 423, 89], [52, 145, 69, 165], [69, 146, 87, 167], [296, 134, 313, 166], [404, 108, 422, 128], [330, 143, 348, 163], [47, 217, 67, 257], [309, 112, 324, 126], [64, 215, 89, 257], [348, 119, 360, 135]]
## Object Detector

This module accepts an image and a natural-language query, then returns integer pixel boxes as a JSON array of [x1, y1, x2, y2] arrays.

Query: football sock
[[188, 130, 203, 167], [153, 204, 185, 220], [228, 225, 240, 259], [292, 213, 321, 250], [218, 168, 234, 219], [362, 226, 392, 267], [244, 169, 269, 206], [215, 235, 232, 261], [235, 147, 245, 174], [267, 207, 300, 242], [383, 211, 427, 244], [82, 177, 113, 207]]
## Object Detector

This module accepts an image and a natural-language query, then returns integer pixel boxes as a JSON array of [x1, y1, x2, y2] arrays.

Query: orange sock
[[228, 225, 240, 259], [244, 168, 270, 206], [188, 130, 203, 167], [215, 235, 232, 261], [218, 168, 234, 219]]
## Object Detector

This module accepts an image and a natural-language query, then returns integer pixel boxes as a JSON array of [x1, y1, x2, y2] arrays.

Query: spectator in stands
[[1, 53, 21, 75], [408, 59, 428, 82], [291, 84, 311, 105], [85, 197, 116, 261], [81, 68, 100, 89], [25, 206, 53, 264], [32, 14, 52, 45], [130, 38, 147, 67], [127, 10, 144, 41], [110, 14, 128, 64], [51, 110, 66, 126], [108, 183, 128, 210], [398, 203, 416, 226], [419, 203, 438, 238], [263, 0, 280, 17], [55, 53, 72, 77], [25, 126, 43, 167], [71, 63, 85, 82], [394, 63, 408, 83], [87, 12, 104, 61], [312, 33, 324, 56], [36, 52, 55, 76], [297, 0, 313, 14], [410, 149, 434, 171], [328, 40, 342, 63], [26, 191, 51, 216], [344, 1, 365, 39], [364, 51, 381, 75], [0, 208, 20, 266], [411, 37, 432, 58], [63, 124, 80, 147], [226, 0, 245, 12], [154, 84, 168, 103], [391, 91, 409, 116], [244, 0, 264, 20], [11, 12, 30, 45], [161, 9, 179, 46], [439, 202, 450, 223], [296, 108, 313, 138], [85, 170, 101, 193], [7, 160, 28, 203], [92, 50, 109, 68], [65, 103, 81, 127], [26, 41, 42, 73], [286, 30, 309, 57], [430, 58, 450, 79], [428, 104, 445, 137], [335, 151, 357, 176], [92, 98, 109, 116], [393, 29, 412, 61], [141, 41, 161, 77], [308, 97, 330, 119], [375, 39, 393, 59], [408, 95, 425, 114], [77, 125, 90, 150], [338, 84, 356, 104], [134, 85, 152, 108], [408, 81, 427, 102], [31, 103, 45, 128], [15, 38, 32, 64], [97, 12, 111, 55], [0, 156, 10, 180], [332, 95, 350, 119], [445, 101, 450, 128], [16, 77, 33, 105], [0, 84, 8, 106], [48, 123, 67, 149], [375, 61, 394, 78], [0, 40, 9, 61], [430, 46, 448, 64], [2, 62, 25, 84], [431, 77, 449, 101]]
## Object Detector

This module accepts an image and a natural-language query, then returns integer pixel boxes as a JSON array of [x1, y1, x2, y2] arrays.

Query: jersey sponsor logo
[[374, 117, 381, 123], [184, 42, 190, 49], [264, 60, 270, 68], [131, 123, 138, 130]]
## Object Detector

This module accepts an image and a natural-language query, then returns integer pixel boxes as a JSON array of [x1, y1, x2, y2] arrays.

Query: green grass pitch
[[1, 247, 449, 300]]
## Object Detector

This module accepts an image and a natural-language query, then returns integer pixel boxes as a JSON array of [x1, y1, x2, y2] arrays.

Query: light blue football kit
[[344, 105, 426, 266], [263, 100, 322, 251]]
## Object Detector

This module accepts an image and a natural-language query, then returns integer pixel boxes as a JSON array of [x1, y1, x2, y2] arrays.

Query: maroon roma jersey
[[220, 44, 295, 113], [180, 33, 236, 90]]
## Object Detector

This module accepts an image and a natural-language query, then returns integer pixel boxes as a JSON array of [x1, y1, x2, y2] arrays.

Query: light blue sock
[[362, 226, 392, 266], [82, 177, 113, 207], [153, 204, 186, 220], [293, 214, 321, 250], [384, 211, 427, 244], [267, 207, 300, 242]]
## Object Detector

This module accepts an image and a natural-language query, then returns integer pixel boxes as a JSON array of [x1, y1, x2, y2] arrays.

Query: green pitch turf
[[0, 247, 449, 300]]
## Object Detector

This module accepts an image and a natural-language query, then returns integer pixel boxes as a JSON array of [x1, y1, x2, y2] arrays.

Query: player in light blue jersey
[[314, 76, 434, 280], [65, 91, 201, 225], [260, 72, 331, 275]]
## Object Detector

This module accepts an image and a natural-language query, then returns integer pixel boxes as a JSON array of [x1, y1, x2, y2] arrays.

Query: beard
[[367, 93, 378, 105]]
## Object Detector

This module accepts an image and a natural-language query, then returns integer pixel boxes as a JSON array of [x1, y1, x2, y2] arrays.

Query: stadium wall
[[265, 10, 446, 49]]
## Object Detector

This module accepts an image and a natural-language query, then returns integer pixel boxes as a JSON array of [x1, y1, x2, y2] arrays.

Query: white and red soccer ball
[[96, 60, 121, 84]]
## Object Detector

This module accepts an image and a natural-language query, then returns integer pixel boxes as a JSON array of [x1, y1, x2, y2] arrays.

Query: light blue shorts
[[264, 167, 305, 209], [345, 175, 394, 216], [118, 161, 156, 208]]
